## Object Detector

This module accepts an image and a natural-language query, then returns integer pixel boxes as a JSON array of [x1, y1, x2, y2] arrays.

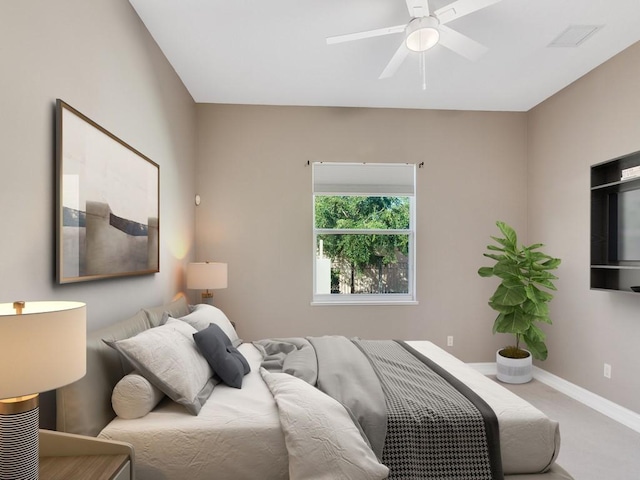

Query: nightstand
[[39, 429, 134, 480]]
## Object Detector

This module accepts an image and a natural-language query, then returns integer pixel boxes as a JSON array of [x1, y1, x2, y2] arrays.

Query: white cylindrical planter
[[496, 349, 532, 384]]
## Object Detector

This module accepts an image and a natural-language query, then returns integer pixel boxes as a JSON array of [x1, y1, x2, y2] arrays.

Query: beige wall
[[528, 41, 640, 412], [195, 105, 528, 362], [0, 0, 197, 331]]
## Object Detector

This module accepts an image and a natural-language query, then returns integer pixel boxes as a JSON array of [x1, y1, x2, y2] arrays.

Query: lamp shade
[[187, 262, 228, 290], [0, 301, 86, 399]]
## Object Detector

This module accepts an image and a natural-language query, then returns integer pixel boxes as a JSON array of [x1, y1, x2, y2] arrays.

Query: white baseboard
[[468, 362, 640, 434]]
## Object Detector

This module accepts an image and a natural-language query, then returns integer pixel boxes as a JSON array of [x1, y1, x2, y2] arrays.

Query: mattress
[[99, 341, 563, 480]]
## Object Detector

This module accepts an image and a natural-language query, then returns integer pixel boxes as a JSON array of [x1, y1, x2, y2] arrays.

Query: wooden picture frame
[[56, 99, 159, 284]]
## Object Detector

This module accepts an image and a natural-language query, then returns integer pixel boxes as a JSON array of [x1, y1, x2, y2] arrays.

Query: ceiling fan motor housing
[[405, 16, 440, 52]]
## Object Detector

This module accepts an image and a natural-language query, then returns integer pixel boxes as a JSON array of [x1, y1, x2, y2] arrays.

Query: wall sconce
[[0, 300, 86, 480], [187, 262, 228, 304]]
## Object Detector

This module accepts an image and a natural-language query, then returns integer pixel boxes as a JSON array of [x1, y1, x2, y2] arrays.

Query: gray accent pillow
[[106, 318, 215, 415], [193, 324, 250, 389]]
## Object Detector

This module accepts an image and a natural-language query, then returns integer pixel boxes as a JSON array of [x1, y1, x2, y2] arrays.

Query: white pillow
[[177, 304, 240, 346], [112, 372, 165, 419], [260, 368, 389, 480], [108, 318, 215, 415]]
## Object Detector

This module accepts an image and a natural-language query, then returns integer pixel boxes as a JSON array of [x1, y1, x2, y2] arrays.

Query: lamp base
[[201, 290, 214, 305], [0, 394, 39, 480]]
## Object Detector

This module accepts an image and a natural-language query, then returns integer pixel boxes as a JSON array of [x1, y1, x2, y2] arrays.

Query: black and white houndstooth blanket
[[354, 340, 503, 480]]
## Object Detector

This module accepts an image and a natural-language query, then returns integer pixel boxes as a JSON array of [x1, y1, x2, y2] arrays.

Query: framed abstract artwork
[[55, 99, 160, 284]]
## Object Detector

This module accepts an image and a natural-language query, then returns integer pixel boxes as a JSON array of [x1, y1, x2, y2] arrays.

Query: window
[[312, 162, 417, 305]]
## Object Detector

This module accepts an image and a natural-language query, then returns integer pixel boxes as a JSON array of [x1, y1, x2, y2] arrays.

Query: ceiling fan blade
[[434, 0, 503, 25], [437, 25, 488, 61], [379, 42, 410, 79], [405, 0, 430, 18], [326, 25, 406, 45]]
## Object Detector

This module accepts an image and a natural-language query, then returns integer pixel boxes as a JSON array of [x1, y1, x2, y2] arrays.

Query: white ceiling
[[129, 0, 640, 112]]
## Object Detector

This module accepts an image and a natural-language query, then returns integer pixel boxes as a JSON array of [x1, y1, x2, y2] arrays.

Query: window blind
[[312, 162, 416, 196]]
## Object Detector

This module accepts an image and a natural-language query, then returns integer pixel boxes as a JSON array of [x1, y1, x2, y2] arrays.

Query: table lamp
[[187, 262, 228, 304], [0, 301, 86, 480]]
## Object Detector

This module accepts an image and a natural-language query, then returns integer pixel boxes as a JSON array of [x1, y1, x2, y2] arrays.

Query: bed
[[56, 295, 573, 480]]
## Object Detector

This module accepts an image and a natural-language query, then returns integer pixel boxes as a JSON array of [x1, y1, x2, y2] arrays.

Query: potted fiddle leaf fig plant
[[478, 221, 561, 384]]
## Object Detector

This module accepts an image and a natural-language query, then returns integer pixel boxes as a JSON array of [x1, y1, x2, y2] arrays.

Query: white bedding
[[260, 368, 389, 480], [100, 341, 562, 480], [100, 343, 288, 480]]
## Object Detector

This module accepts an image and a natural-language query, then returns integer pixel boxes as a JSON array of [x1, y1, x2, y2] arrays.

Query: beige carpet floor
[[495, 378, 640, 480]]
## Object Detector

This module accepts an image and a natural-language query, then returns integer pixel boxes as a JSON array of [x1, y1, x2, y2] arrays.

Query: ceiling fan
[[326, 0, 503, 79]]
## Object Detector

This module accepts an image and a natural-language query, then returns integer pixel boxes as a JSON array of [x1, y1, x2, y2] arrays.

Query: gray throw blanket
[[308, 336, 387, 459], [254, 336, 387, 458], [254, 336, 503, 480], [253, 337, 318, 385]]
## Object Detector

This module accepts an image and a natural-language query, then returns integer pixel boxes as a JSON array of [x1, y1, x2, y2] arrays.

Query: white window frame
[[312, 162, 417, 306]]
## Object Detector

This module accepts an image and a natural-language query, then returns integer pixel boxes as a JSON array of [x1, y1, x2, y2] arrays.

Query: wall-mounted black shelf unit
[[591, 150, 640, 292]]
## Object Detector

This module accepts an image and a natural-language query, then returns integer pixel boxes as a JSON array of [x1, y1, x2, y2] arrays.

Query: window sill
[[311, 299, 418, 306]]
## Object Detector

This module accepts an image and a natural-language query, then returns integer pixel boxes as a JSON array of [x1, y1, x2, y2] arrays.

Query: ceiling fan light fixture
[[405, 16, 440, 52]]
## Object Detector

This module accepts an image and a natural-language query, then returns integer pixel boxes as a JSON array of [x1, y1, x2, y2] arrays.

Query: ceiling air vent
[[548, 25, 604, 48]]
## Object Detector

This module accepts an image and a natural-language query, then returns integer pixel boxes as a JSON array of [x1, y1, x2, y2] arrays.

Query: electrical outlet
[[604, 363, 612, 379], [447, 336, 454, 347]]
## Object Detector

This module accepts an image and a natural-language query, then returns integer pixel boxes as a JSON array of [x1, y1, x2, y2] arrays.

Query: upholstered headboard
[[56, 295, 190, 437]]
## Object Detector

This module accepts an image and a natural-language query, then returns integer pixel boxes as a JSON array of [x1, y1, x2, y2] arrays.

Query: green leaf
[[483, 253, 505, 262], [488, 301, 516, 314], [527, 251, 550, 263], [490, 284, 527, 306], [522, 333, 548, 361], [522, 299, 549, 317], [542, 258, 561, 269], [534, 278, 558, 291], [496, 221, 517, 247], [477, 266, 495, 277], [528, 286, 554, 303], [531, 262, 559, 274], [524, 284, 537, 301], [492, 314, 504, 334], [536, 314, 553, 325], [493, 262, 521, 279], [493, 309, 530, 335], [490, 236, 512, 251], [530, 270, 558, 282], [501, 276, 524, 289], [525, 341, 547, 361], [525, 323, 547, 343]]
